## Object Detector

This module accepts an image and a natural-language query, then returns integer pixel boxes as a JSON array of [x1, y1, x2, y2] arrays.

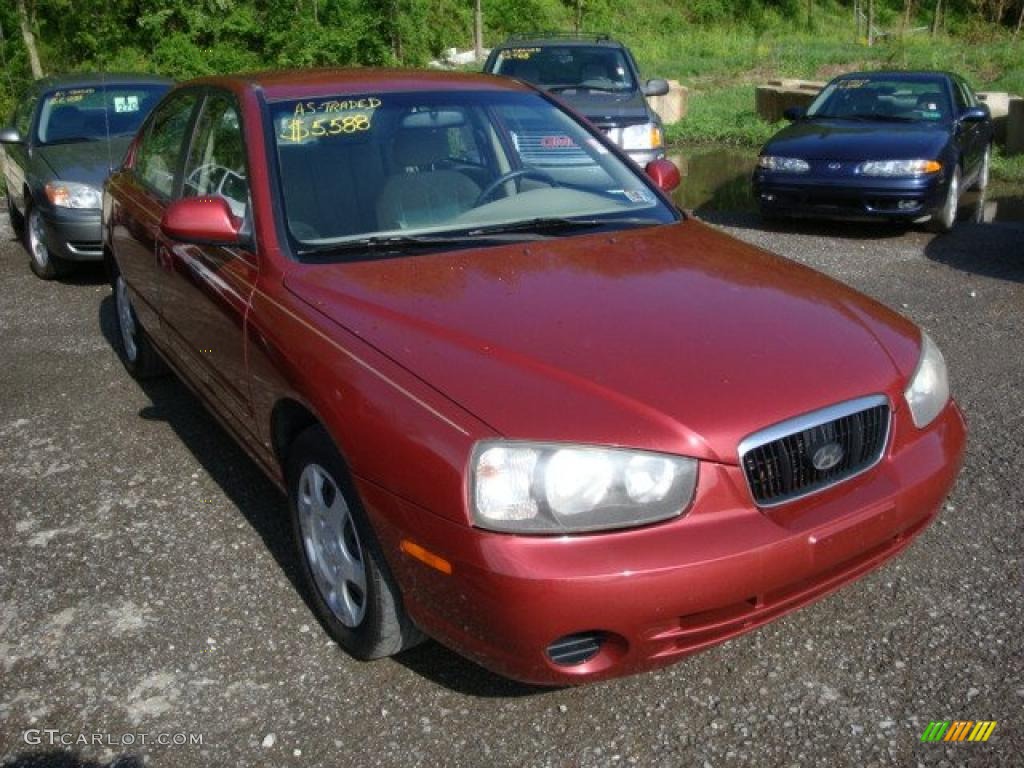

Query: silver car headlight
[[45, 181, 102, 209], [904, 332, 950, 428], [470, 442, 698, 533], [757, 156, 810, 173], [857, 159, 941, 177], [620, 122, 664, 151]]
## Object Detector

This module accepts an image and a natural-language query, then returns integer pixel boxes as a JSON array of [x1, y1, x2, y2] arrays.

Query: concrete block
[[1007, 97, 1024, 155], [756, 81, 823, 122], [647, 80, 689, 125]]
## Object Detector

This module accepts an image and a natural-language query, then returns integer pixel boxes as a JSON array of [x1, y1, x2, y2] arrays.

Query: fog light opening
[[547, 631, 606, 667]]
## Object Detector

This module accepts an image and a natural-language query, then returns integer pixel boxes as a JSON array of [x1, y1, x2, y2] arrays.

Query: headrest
[[393, 127, 450, 168]]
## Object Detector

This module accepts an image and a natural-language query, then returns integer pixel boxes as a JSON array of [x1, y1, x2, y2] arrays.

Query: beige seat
[[376, 127, 481, 231]]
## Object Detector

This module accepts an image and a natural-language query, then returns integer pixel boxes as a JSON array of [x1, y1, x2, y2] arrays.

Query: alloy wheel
[[27, 208, 50, 270], [297, 463, 368, 628]]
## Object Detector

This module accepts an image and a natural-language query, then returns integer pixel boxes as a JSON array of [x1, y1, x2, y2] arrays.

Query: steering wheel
[[474, 168, 558, 207]]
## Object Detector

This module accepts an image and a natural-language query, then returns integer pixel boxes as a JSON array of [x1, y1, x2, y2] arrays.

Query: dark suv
[[483, 34, 669, 166]]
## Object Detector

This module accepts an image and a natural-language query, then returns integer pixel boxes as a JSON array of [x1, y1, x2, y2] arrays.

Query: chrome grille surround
[[737, 394, 892, 508]]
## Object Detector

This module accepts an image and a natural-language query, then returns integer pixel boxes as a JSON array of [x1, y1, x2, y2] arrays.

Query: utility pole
[[15, 0, 42, 79], [473, 0, 483, 62]]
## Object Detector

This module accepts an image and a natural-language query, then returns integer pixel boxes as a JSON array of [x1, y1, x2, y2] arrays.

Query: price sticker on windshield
[[278, 97, 382, 144]]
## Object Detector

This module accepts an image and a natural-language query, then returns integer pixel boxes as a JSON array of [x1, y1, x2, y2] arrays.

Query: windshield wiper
[[295, 230, 555, 258], [296, 217, 659, 258], [464, 216, 660, 237], [40, 136, 93, 145], [547, 84, 625, 94]]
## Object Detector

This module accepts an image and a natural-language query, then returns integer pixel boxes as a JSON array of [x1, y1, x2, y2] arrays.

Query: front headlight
[[904, 332, 950, 428], [45, 181, 102, 209], [621, 122, 663, 151], [471, 442, 698, 533], [857, 159, 942, 177], [757, 156, 810, 173]]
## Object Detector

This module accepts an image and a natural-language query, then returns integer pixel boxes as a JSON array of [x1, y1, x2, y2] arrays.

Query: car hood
[[551, 89, 651, 124], [284, 220, 922, 464], [763, 119, 950, 160], [35, 135, 134, 186]]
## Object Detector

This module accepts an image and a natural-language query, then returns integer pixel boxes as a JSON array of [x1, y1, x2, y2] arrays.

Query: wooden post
[[867, 0, 875, 46], [1016, 0, 1024, 37]]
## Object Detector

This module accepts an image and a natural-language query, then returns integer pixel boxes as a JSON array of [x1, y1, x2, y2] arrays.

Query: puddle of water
[[667, 143, 1024, 225]]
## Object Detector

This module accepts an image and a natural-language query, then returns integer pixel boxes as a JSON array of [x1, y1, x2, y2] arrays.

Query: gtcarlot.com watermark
[[24, 729, 203, 747]]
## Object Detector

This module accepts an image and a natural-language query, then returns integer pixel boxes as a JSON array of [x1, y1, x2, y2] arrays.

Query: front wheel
[[928, 167, 960, 234], [287, 425, 424, 660], [26, 204, 68, 280]]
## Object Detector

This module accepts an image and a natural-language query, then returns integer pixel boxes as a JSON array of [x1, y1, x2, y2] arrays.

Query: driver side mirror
[[642, 79, 670, 97], [0, 126, 23, 144], [644, 159, 681, 193], [160, 196, 243, 246], [960, 105, 989, 123]]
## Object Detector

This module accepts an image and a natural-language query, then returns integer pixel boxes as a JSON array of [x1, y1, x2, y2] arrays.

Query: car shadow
[[95, 294, 545, 698], [0, 751, 142, 768]]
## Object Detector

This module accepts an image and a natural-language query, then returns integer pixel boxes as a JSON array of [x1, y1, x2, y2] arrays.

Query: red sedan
[[102, 69, 965, 685]]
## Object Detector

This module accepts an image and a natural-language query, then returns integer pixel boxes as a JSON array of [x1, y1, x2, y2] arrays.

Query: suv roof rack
[[504, 31, 616, 44]]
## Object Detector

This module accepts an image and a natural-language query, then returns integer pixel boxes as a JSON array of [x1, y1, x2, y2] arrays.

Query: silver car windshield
[[268, 90, 674, 248]]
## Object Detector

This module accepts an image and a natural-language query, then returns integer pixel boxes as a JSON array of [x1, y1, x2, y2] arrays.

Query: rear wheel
[[928, 167, 960, 234], [26, 203, 68, 280], [974, 145, 990, 191], [287, 425, 424, 660], [112, 265, 167, 379]]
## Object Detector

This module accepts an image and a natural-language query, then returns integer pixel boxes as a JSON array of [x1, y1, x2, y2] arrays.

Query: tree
[[15, 0, 41, 78]]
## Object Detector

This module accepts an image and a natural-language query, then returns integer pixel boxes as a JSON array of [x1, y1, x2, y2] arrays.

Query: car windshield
[[35, 84, 170, 144], [491, 46, 637, 93], [268, 90, 675, 252], [806, 77, 952, 123]]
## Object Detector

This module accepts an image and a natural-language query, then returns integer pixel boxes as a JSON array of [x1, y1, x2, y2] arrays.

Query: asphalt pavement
[[1, 205, 1021, 768]]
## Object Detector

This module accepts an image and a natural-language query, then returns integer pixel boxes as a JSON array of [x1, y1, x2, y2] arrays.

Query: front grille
[[739, 395, 890, 506]]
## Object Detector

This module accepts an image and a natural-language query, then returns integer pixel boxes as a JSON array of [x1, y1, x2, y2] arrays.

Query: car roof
[[494, 34, 624, 49], [33, 72, 174, 91], [186, 68, 535, 101], [831, 70, 955, 83]]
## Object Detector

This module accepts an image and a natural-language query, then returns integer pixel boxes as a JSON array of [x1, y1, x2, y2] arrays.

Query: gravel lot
[[1, 203, 1021, 768]]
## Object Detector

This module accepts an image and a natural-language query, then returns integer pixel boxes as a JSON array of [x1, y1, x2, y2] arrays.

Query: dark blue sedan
[[752, 71, 992, 232]]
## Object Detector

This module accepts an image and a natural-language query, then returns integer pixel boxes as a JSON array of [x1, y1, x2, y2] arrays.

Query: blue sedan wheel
[[928, 168, 960, 234]]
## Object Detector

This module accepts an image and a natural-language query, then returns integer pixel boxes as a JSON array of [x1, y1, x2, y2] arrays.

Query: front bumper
[[752, 170, 948, 222], [40, 207, 103, 262], [362, 400, 966, 686], [624, 147, 665, 167]]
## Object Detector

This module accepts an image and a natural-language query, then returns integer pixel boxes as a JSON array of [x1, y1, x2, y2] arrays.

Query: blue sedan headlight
[[857, 159, 942, 177], [757, 156, 810, 173]]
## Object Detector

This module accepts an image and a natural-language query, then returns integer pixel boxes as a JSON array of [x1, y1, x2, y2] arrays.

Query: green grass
[[665, 85, 781, 147], [992, 148, 1024, 183]]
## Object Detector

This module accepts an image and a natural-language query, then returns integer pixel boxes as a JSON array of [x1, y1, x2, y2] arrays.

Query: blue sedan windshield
[[806, 78, 953, 123]]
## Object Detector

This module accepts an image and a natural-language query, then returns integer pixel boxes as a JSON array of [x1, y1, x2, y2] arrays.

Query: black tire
[[25, 202, 69, 280], [111, 263, 168, 379], [6, 192, 24, 238], [927, 167, 960, 234], [287, 424, 424, 660], [973, 145, 990, 192]]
